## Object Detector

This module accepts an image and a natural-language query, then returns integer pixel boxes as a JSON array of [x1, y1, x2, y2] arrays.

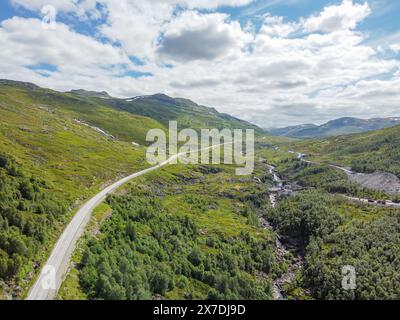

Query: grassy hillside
[[0, 80, 272, 299], [293, 124, 400, 177], [0, 81, 161, 297], [0, 82, 153, 202], [21, 87, 165, 145], [97, 93, 262, 133]]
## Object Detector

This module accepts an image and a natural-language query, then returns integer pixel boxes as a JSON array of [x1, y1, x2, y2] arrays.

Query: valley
[[1, 0, 400, 305], [0, 80, 399, 300]]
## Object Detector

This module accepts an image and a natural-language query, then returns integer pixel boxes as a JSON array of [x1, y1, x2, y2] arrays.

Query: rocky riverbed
[[261, 164, 305, 300]]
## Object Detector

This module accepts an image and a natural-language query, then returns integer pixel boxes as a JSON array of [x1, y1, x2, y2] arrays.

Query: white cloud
[[390, 44, 400, 53], [181, 0, 253, 9], [303, 0, 371, 33], [98, 0, 254, 60], [2, 0, 400, 128], [158, 11, 252, 62], [0, 16, 134, 92], [99, 1, 173, 59], [259, 14, 299, 37]]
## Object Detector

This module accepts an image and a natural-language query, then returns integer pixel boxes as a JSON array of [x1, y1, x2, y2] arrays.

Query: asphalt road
[[288, 150, 399, 207], [345, 196, 400, 208], [27, 144, 224, 300]]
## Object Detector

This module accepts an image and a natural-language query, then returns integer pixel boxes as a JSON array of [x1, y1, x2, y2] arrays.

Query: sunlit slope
[[293, 124, 400, 177], [0, 81, 152, 202], [8, 83, 166, 145], [100, 93, 263, 132]]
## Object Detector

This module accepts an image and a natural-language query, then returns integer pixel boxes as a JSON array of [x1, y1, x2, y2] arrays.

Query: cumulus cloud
[[98, 1, 253, 60], [158, 11, 251, 62], [0, 16, 129, 67], [99, 1, 173, 59], [303, 0, 371, 33], [0, 16, 136, 92], [2, 0, 400, 128], [260, 14, 299, 37]]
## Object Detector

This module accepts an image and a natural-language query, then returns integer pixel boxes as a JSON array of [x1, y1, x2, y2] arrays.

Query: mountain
[[0, 80, 158, 295], [268, 124, 317, 137], [94, 93, 262, 132], [67, 89, 112, 99], [294, 123, 400, 178], [0, 79, 267, 298], [0, 79, 263, 193], [269, 117, 400, 138]]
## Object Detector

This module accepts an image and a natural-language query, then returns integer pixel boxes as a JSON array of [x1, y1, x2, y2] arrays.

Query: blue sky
[[2, 1, 399, 41], [0, 0, 399, 127]]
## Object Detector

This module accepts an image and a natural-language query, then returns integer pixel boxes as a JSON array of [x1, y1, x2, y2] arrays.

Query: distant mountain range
[[268, 117, 400, 138]]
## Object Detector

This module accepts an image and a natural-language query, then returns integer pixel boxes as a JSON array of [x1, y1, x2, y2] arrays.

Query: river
[[262, 164, 304, 300]]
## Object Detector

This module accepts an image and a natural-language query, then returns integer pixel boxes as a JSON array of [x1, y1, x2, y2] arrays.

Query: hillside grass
[[0, 84, 150, 203], [0, 81, 286, 300], [291, 125, 400, 177], [105, 96, 262, 133], [26, 90, 165, 145], [0, 83, 157, 297]]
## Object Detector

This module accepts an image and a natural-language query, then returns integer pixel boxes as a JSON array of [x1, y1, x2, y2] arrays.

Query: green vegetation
[[0, 82, 150, 204], [267, 190, 342, 246], [27, 90, 165, 145], [103, 94, 262, 133], [267, 190, 400, 300], [1, 80, 275, 299], [0, 154, 66, 285], [80, 195, 271, 300], [3, 79, 398, 301], [58, 203, 112, 300], [278, 158, 389, 200], [293, 124, 400, 177], [269, 117, 400, 139], [305, 213, 400, 300], [59, 163, 278, 300]]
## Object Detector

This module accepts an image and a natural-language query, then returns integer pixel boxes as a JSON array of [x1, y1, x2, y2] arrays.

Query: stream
[[262, 164, 305, 300]]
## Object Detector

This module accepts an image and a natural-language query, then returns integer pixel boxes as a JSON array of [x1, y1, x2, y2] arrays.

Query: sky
[[0, 0, 400, 128]]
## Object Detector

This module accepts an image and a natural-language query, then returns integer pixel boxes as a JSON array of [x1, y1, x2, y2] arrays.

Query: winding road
[[289, 150, 400, 207], [27, 144, 225, 300]]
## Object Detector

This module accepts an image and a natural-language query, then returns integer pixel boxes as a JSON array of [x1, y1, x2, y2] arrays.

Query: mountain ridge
[[269, 116, 400, 138]]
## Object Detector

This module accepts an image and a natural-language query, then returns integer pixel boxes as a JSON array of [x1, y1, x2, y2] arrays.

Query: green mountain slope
[[0, 79, 266, 298], [0, 79, 265, 201], [0, 80, 158, 296], [268, 124, 317, 137], [0, 80, 164, 200], [93, 93, 262, 132], [294, 124, 400, 177], [270, 117, 400, 138]]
